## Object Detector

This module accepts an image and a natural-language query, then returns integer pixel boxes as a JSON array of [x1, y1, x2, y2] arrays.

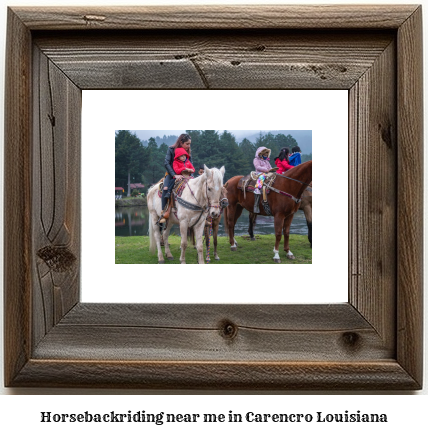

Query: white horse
[[148, 165, 225, 264]]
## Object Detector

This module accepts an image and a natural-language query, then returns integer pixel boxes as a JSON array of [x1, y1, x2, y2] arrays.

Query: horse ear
[[204, 165, 211, 176], [220, 166, 225, 177], [224, 181, 228, 188]]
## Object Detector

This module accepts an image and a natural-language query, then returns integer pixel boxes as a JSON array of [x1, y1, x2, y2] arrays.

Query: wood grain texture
[[349, 39, 397, 351], [3, 8, 32, 388], [396, 6, 423, 386], [32, 46, 81, 348], [4, 5, 423, 390], [32, 303, 391, 362], [12, 5, 419, 30], [34, 31, 394, 90], [12, 360, 419, 390]]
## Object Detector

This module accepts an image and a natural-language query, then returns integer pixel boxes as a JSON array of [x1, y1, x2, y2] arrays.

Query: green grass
[[115, 234, 311, 264]]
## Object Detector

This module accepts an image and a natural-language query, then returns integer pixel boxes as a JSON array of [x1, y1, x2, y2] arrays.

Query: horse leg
[[248, 212, 257, 241], [179, 221, 189, 264], [163, 223, 174, 260], [282, 213, 296, 260], [150, 211, 165, 264], [192, 227, 197, 249], [273, 214, 286, 263], [302, 204, 312, 248], [204, 223, 210, 262], [194, 222, 206, 264], [228, 203, 243, 251], [214, 219, 220, 260]]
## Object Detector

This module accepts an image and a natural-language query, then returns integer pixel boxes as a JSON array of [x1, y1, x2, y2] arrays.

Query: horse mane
[[275, 160, 312, 183], [284, 160, 311, 175]]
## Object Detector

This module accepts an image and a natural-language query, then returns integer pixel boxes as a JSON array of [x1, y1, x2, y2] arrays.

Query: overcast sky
[[131, 130, 310, 142], [130, 130, 258, 141]]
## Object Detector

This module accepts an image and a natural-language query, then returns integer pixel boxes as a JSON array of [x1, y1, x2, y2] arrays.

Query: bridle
[[175, 174, 222, 228], [205, 177, 222, 212]]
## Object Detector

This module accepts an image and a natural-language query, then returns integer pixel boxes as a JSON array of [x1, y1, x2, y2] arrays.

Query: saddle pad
[[246, 185, 271, 194], [173, 179, 187, 197], [238, 181, 271, 195]]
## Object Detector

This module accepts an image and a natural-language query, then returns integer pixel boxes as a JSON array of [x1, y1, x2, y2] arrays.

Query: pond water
[[115, 206, 308, 238]]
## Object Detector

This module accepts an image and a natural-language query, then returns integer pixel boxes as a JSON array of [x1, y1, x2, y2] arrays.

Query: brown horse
[[248, 182, 312, 256], [224, 161, 312, 263]]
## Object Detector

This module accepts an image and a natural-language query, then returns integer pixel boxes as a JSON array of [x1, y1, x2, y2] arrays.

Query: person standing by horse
[[289, 145, 302, 166], [159, 133, 192, 226], [253, 146, 273, 213], [197, 165, 205, 177], [274, 147, 294, 174]]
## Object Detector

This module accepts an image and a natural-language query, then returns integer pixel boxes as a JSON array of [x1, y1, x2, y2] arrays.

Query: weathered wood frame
[[4, 5, 423, 390]]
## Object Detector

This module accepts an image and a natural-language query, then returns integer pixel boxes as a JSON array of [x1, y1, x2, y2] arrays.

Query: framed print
[[83, 90, 348, 304], [4, 5, 423, 389]]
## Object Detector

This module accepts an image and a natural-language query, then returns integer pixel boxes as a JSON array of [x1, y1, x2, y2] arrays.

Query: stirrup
[[156, 215, 165, 226], [158, 199, 171, 224]]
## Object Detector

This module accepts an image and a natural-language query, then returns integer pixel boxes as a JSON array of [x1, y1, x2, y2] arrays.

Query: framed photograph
[[84, 91, 347, 305], [4, 5, 423, 389]]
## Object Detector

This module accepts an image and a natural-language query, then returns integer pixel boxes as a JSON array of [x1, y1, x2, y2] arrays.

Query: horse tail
[[223, 206, 229, 236], [147, 189, 157, 253]]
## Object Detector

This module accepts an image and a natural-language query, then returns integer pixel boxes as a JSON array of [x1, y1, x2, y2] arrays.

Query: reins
[[267, 166, 312, 203], [275, 172, 312, 188], [175, 175, 221, 230]]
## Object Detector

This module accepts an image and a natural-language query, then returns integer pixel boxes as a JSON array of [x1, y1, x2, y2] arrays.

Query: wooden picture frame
[[4, 5, 423, 390]]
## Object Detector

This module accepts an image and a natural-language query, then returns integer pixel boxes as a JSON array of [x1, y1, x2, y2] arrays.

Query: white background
[[0, 0, 427, 430], [82, 89, 348, 304]]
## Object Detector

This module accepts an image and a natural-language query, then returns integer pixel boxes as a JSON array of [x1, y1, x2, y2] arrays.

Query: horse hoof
[[274, 259, 281, 264], [231, 247, 237, 251], [159, 260, 165, 264], [167, 256, 174, 261], [287, 255, 295, 260], [215, 257, 220, 261]]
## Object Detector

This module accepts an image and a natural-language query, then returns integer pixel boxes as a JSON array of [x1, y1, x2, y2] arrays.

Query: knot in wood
[[341, 332, 361, 350], [37, 245, 76, 272], [219, 320, 238, 340]]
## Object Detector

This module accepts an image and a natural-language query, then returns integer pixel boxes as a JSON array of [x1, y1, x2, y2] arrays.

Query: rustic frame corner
[[4, 5, 423, 390]]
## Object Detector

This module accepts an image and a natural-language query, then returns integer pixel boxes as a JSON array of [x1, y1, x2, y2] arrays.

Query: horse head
[[220, 182, 229, 209], [204, 165, 225, 218]]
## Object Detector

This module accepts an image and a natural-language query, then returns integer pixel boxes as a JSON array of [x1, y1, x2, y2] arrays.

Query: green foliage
[[131, 189, 139, 197], [302, 153, 312, 163], [115, 130, 147, 194], [115, 130, 311, 189], [141, 138, 167, 184]]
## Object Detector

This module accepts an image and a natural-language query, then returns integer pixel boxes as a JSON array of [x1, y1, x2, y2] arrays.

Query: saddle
[[238, 172, 277, 201]]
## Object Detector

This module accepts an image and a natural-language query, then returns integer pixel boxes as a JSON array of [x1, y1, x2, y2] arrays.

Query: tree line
[[115, 130, 312, 196]]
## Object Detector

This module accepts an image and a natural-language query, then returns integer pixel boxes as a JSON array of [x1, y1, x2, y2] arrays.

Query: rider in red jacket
[[275, 148, 294, 174], [172, 147, 195, 175]]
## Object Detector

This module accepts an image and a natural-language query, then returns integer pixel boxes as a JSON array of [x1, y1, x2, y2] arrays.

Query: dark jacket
[[164, 147, 176, 177]]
